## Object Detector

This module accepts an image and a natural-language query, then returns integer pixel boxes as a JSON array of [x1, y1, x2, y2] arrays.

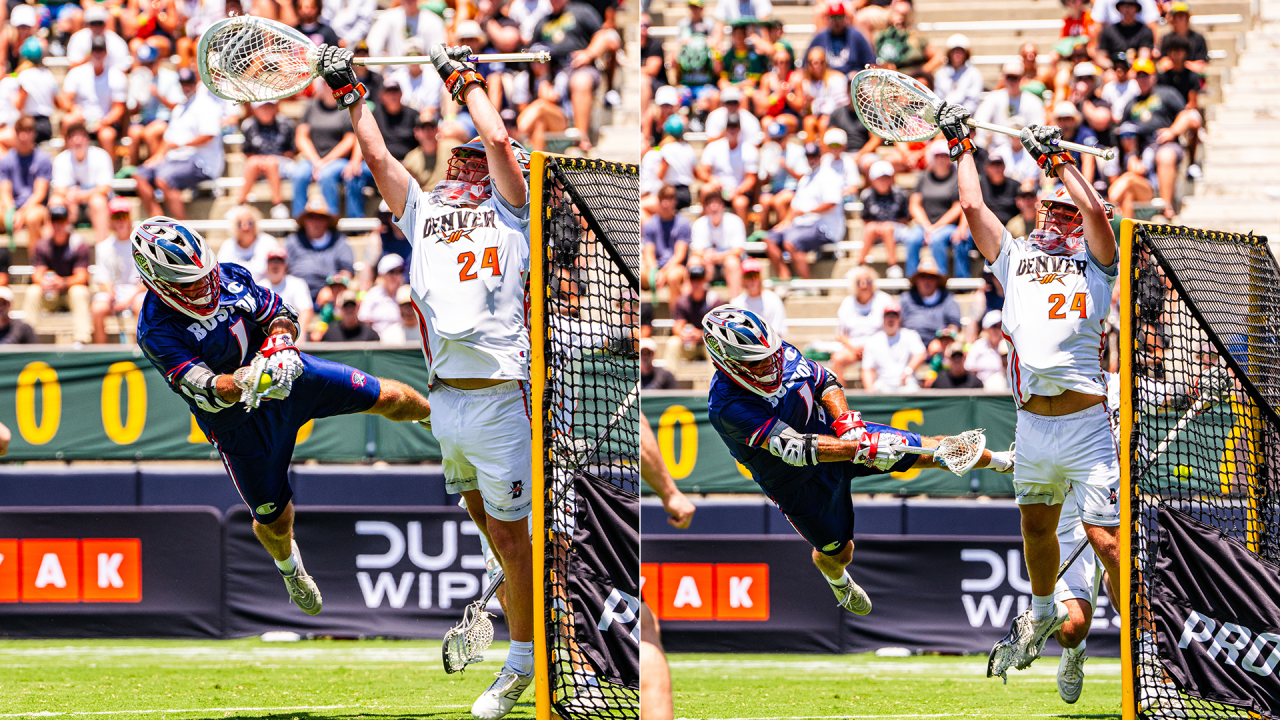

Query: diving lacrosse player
[[132, 217, 432, 615], [703, 306, 1014, 613], [936, 101, 1123, 677], [317, 42, 536, 720]]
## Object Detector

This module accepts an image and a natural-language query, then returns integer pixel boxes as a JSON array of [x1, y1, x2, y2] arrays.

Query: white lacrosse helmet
[[1030, 186, 1114, 256], [432, 137, 532, 208], [702, 305, 786, 397], [131, 216, 222, 320]]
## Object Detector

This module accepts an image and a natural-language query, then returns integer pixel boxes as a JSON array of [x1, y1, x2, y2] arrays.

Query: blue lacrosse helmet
[[702, 305, 786, 397], [131, 217, 221, 320]]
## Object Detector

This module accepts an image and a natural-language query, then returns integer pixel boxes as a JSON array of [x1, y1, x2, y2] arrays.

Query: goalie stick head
[[702, 306, 786, 398], [131, 217, 222, 320]]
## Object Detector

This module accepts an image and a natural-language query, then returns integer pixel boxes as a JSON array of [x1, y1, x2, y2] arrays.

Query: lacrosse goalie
[[132, 217, 432, 615], [316, 40, 539, 719], [703, 306, 1014, 614], [934, 100, 1125, 679]]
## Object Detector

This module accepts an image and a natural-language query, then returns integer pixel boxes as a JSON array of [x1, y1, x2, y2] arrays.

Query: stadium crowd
[[640, 0, 1208, 390], [0, 0, 626, 344]]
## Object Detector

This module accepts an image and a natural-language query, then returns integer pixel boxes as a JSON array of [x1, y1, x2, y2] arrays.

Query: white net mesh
[[934, 428, 986, 475], [442, 606, 495, 673], [851, 70, 942, 144], [198, 16, 319, 102]]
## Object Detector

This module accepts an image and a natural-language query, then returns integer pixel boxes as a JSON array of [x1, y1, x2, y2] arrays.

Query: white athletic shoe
[[830, 577, 872, 615], [1010, 602, 1068, 671], [280, 541, 322, 615], [559, 683, 609, 714], [270, 203, 291, 219], [1057, 645, 1086, 703], [1138, 638, 1187, 718], [471, 668, 533, 719]]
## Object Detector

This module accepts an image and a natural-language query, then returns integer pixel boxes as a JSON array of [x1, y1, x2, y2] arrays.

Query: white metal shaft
[[967, 118, 1116, 160], [353, 52, 550, 67]]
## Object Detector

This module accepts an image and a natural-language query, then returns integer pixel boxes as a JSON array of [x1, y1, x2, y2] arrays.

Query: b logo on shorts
[[510, 481, 524, 499], [352, 371, 367, 388]]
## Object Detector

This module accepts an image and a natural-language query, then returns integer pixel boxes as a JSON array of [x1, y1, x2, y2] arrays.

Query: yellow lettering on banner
[[101, 361, 147, 444], [890, 408, 924, 481], [189, 415, 208, 444], [15, 361, 60, 445], [296, 419, 314, 444], [657, 405, 697, 480]]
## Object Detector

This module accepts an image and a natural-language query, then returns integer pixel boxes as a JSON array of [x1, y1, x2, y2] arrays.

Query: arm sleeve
[[393, 181, 423, 246], [92, 150, 114, 186], [989, 229, 1016, 287], [727, 214, 747, 248], [73, 241, 92, 270], [140, 329, 237, 412], [715, 397, 790, 450]]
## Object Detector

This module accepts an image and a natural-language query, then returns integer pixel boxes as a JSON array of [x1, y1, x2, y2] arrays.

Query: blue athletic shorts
[[765, 422, 921, 555], [205, 353, 382, 524]]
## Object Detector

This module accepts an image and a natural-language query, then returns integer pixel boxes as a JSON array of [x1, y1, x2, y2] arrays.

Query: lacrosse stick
[[554, 382, 640, 470], [986, 536, 1091, 683], [1148, 365, 1233, 463], [442, 569, 505, 674], [896, 429, 987, 475], [198, 15, 551, 103], [851, 68, 1116, 161]]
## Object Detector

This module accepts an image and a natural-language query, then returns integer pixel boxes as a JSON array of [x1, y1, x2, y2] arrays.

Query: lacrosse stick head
[[1197, 364, 1233, 405], [935, 429, 987, 475], [198, 15, 320, 102], [442, 604, 495, 674], [851, 68, 944, 144]]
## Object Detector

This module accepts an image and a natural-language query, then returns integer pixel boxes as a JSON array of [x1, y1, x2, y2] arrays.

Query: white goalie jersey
[[395, 181, 532, 385], [989, 230, 1117, 408]]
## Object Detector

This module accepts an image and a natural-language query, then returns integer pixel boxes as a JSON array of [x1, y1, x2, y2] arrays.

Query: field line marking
[[0, 705, 355, 718]]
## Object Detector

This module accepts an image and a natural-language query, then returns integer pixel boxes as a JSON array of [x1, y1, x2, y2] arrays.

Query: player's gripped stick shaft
[[196, 15, 548, 103], [850, 68, 1116, 161]]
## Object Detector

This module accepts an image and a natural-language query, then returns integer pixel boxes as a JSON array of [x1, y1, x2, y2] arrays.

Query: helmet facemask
[[1030, 202, 1084, 256], [702, 307, 787, 397], [709, 343, 785, 397], [148, 266, 222, 320], [437, 147, 491, 208]]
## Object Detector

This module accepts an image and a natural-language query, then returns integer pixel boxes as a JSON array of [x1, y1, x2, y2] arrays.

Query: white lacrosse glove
[[854, 432, 907, 471], [233, 333, 305, 410], [831, 410, 867, 443]]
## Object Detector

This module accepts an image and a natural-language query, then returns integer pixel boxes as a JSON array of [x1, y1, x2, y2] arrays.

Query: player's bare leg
[[1055, 597, 1092, 703], [1083, 522, 1120, 603], [360, 377, 430, 422], [640, 602, 674, 720], [486, 516, 533, 642], [813, 541, 870, 615], [253, 501, 323, 615], [460, 488, 511, 615]]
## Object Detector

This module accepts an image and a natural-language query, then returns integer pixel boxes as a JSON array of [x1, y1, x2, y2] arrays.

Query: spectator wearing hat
[[532, 0, 618, 152], [1157, 33, 1203, 176], [14, 37, 57, 144], [905, 140, 968, 278], [860, 300, 925, 393], [132, 69, 224, 220], [66, 6, 133, 72], [1102, 52, 1140, 121], [807, 1, 875, 77], [24, 205, 92, 344], [645, 85, 680, 148], [764, 141, 843, 280], [1051, 35, 1092, 102], [732, 257, 787, 336], [711, 0, 772, 48], [799, 45, 850, 143], [125, 43, 185, 168], [1098, 0, 1155, 61], [1093, 0, 1160, 26], [934, 33, 984, 113], [654, 116, 696, 210], [366, 0, 446, 64], [50, 123, 114, 243], [90, 198, 146, 343], [1107, 121, 1156, 218], [290, 83, 363, 219], [669, 264, 721, 361], [263, 244, 315, 340], [59, 35, 128, 161], [287, 197, 355, 301], [678, 0, 712, 40], [899, 253, 961, 347], [386, 39, 438, 117], [294, 0, 341, 48], [690, 188, 747, 297], [0, 5, 39, 76], [321, 291, 380, 342], [1121, 57, 1200, 217], [642, 186, 691, 292], [822, 127, 860, 199], [372, 78, 421, 164], [1005, 180, 1041, 239], [321, 0, 379, 48], [358, 253, 407, 338], [705, 86, 764, 146], [402, 116, 445, 190], [0, 117, 52, 242], [932, 344, 985, 389], [236, 101, 297, 219], [0, 286, 35, 344], [218, 205, 280, 283], [966, 309, 1008, 389], [1068, 62, 1115, 145], [377, 284, 421, 345], [1052, 100, 1099, 181], [641, 337, 678, 390], [857, 160, 909, 277], [1160, 2, 1209, 73], [828, 265, 893, 382], [696, 113, 759, 222], [980, 148, 1022, 228], [974, 60, 1046, 149]]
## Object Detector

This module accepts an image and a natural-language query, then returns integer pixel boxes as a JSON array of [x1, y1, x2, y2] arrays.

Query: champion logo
[[352, 371, 367, 388]]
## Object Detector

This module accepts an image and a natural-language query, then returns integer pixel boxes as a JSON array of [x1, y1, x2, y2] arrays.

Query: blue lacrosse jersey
[[137, 262, 292, 435], [708, 343, 847, 494]]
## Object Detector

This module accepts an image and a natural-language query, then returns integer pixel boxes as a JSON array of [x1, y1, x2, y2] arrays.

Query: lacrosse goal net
[[530, 154, 640, 720], [1121, 219, 1280, 719]]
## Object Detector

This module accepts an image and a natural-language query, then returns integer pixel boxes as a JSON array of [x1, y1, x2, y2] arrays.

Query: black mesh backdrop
[[538, 157, 640, 719], [1128, 224, 1280, 719]]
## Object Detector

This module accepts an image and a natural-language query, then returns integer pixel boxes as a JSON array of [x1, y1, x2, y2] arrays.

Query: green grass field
[[668, 653, 1122, 719], [0, 638, 529, 719]]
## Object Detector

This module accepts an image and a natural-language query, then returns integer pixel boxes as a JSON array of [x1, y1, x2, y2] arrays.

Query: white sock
[[275, 554, 298, 574], [1032, 593, 1056, 620], [505, 640, 534, 676], [827, 570, 851, 588]]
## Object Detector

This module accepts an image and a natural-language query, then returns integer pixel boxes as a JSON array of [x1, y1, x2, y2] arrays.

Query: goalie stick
[[442, 569, 505, 674]]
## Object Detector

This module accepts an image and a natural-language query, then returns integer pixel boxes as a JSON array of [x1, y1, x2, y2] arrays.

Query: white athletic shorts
[[1054, 489, 1103, 606], [1013, 403, 1120, 527], [432, 380, 533, 522]]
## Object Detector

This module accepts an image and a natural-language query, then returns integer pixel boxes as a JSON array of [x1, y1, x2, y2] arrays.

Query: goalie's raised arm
[[937, 102, 1005, 264]]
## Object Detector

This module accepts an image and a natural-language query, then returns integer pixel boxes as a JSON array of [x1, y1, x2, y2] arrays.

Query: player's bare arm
[[1053, 162, 1114, 266], [938, 103, 1005, 263], [641, 415, 696, 529]]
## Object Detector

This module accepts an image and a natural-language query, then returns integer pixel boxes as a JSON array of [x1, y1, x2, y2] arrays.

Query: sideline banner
[[0, 506, 224, 637], [224, 506, 498, 638], [0, 348, 438, 462], [641, 391, 1017, 497], [642, 535, 1121, 656]]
